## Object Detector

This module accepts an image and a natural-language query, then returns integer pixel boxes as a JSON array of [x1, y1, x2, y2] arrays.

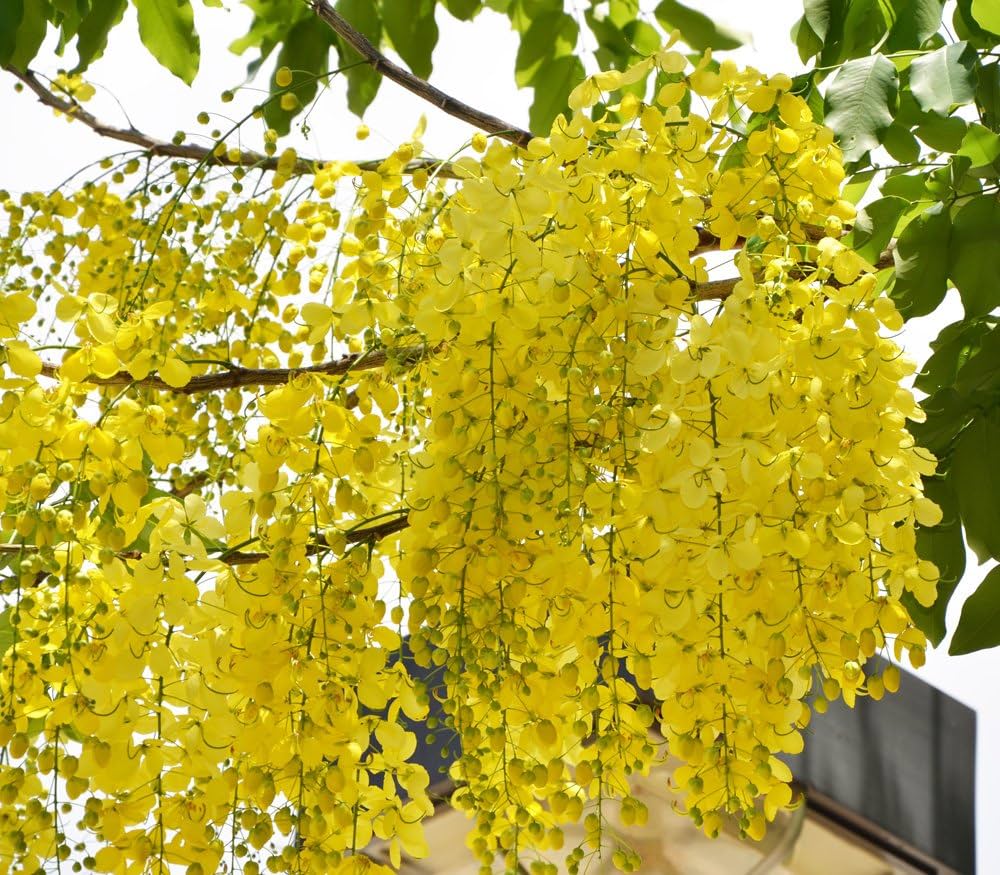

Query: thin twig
[[6, 66, 458, 178], [696, 277, 740, 300], [37, 345, 426, 393], [6, 68, 856, 255], [310, 0, 534, 148], [213, 514, 411, 564], [9, 66, 315, 172], [0, 513, 410, 567], [693, 222, 829, 253], [693, 248, 894, 301], [170, 471, 212, 499], [31, 244, 896, 394]]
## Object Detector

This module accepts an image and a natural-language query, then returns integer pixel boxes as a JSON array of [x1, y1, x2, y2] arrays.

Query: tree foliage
[[0, 0, 739, 135], [785, 0, 1000, 654], [1, 0, 998, 873]]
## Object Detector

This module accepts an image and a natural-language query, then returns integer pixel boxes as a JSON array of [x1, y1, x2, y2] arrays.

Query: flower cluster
[[0, 49, 936, 875]]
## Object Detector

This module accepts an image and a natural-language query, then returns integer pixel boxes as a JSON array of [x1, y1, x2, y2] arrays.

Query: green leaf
[[0, 0, 25, 66], [0, 609, 12, 656], [925, 154, 974, 198], [845, 195, 908, 262], [957, 122, 1000, 172], [608, 0, 639, 28], [132, 0, 200, 84], [381, 0, 437, 80], [840, 0, 891, 58], [909, 41, 979, 115], [585, 9, 626, 71], [824, 54, 899, 162], [585, 8, 657, 72], [910, 388, 976, 453], [842, 168, 877, 204], [949, 195, 1000, 317], [331, 0, 382, 116], [952, 411, 1000, 562], [812, 0, 892, 66], [442, 0, 482, 18], [890, 202, 951, 317], [880, 170, 928, 200], [955, 0, 1000, 46], [627, 20, 660, 55], [954, 328, 1000, 397], [55, 7, 82, 55], [791, 70, 825, 122], [883, 0, 945, 53], [653, 0, 746, 51], [976, 61, 1000, 132], [879, 122, 920, 162], [50, 0, 77, 17], [791, 16, 824, 64], [718, 138, 749, 173], [527, 54, 584, 135], [339, 62, 381, 119], [517, 9, 577, 88], [950, 564, 1000, 654], [230, 0, 303, 60], [8, 0, 47, 71], [915, 316, 997, 394], [507, 0, 555, 32], [915, 112, 968, 151], [906, 475, 965, 646], [971, 0, 1000, 35], [75, 0, 128, 71], [264, 18, 333, 135], [802, 0, 842, 43]]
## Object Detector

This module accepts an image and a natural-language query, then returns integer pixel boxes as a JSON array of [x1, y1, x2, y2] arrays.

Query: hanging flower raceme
[[0, 46, 936, 875]]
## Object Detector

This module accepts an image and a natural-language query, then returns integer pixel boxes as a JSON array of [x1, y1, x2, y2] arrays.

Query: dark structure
[[388, 651, 976, 874], [791, 658, 976, 874]]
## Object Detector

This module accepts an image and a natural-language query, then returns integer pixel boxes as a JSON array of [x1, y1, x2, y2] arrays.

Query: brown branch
[[693, 248, 895, 302], [38, 345, 425, 393], [0, 513, 410, 568], [310, 0, 534, 149], [170, 471, 212, 499], [693, 221, 829, 254], [5, 68, 857, 256], [693, 277, 737, 300], [30, 243, 898, 393], [6, 66, 458, 179], [206, 514, 411, 565], [9, 66, 316, 173]]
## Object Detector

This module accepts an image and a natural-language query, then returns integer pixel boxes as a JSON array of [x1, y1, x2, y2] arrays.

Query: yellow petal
[[5, 342, 41, 378], [914, 497, 942, 527], [160, 356, 191, 388]]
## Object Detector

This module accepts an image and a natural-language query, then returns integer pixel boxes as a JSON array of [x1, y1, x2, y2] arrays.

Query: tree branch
[[6, 66, 457, 179], [693, 248, 894, 301], [9, 66, 317, 173], [7, 65, 896, 319], [693, 222, 829, 254], [32, 244, 897, 395], [0, 512, 410, 568], [38, 345, 426, 394], [310, 0, 534, 149], [170, 471, 213, 499], [212, 513, 411, 565], [5, 68, 848, 257]]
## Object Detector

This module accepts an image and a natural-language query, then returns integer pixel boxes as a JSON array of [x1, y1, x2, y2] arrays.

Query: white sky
[[1, 1, 994, 871]]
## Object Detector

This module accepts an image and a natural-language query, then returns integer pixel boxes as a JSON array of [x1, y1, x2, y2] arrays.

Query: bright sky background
[[1, 1, 994, 871]]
